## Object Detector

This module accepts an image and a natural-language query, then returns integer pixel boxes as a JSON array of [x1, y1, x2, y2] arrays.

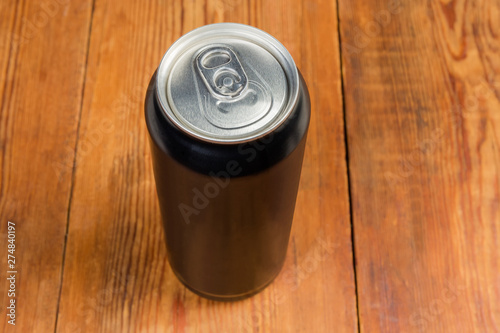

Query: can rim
[[155, 23, 300, 144]]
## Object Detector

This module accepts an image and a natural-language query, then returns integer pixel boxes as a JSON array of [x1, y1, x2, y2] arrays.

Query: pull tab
[[196, 47, 248, 99]]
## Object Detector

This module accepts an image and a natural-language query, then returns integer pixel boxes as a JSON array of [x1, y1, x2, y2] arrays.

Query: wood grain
[[338, 0, 500, 332], [0, 0, 93, 332], [4, 0, 496, 331], [55, 0, 356, 332]]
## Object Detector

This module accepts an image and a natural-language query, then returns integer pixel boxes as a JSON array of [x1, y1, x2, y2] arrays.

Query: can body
[[145, 24, 310, 300]]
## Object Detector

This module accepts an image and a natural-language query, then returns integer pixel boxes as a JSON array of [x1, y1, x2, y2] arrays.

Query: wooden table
[[1, 0, 498, 332]]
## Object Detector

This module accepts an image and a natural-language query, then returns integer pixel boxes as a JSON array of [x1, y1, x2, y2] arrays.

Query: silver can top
[[156, 23, 300, 143]]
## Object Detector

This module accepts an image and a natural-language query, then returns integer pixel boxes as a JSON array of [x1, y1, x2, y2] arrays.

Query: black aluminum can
[[145, 23, 310, 301]]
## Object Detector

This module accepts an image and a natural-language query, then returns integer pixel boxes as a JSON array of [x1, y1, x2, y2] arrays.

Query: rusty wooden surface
[[339, 0, 500, 332], [0, 0, 93, 332], [0, 0, 498, 332]]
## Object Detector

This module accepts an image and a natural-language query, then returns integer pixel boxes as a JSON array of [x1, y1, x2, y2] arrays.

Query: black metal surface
[[145, 71, 310, 300]]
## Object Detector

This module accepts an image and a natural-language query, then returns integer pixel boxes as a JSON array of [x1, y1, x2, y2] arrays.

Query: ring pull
[[196, 47, 248, 99]]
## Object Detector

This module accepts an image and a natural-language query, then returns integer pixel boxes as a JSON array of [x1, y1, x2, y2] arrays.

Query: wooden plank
[[339, 0, 500, 331], [0, 0, 93, 332], [56, 0, 357, 332]]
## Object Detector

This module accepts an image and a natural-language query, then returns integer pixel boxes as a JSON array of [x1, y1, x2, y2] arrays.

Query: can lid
[[156, 23, 299, 143]]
